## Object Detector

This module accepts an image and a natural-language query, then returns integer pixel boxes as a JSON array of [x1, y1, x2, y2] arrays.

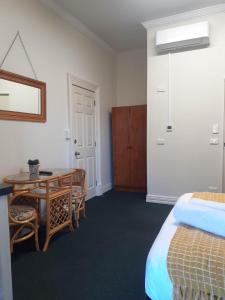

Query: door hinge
[[94, 100, 96, 106], [95, 141, 96, 147]]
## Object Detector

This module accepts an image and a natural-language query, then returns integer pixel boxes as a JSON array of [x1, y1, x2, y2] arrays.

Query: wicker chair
[[59, 169, 86, 228], [8, 191, 39, 253], [23, 176, 73, 251], [72, 169, 86, 228]]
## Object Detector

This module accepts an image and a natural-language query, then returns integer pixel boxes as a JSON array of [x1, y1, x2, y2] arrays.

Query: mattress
[[145, 193, 193, 300]]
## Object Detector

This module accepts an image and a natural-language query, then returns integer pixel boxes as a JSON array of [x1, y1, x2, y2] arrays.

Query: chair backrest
[[28, 174, 73, 199], [37, 177, 60, 194], [59, 173, 73, 189], [9, 191, 38, 208], [72, 169, 86, 189]]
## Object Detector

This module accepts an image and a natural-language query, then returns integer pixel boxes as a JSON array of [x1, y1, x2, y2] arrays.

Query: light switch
[[208, 186, 218, 192], [212, 123, 219, 134], [157, 138, 165, 145], [209, 137, 219, 145], [64, 129, 71, 140]]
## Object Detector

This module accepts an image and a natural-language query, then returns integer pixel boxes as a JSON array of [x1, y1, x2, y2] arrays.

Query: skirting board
[[146, 194, 177, 205], [96, 183, 103, 196], [102, 183, 112, 194], [90, 182, 112, 199]]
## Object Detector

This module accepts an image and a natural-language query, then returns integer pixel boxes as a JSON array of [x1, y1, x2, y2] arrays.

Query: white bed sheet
[[145, 193, 193, 300]]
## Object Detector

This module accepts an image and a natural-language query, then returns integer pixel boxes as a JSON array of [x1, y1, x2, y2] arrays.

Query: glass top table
[[4, 168, 75, 251], [4, 168, 75, 185]]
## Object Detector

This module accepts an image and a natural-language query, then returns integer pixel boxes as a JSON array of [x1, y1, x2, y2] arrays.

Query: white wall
[[0, 0, 116, 190], [146, 11, 225, 202], [116, 49, 147, 106]]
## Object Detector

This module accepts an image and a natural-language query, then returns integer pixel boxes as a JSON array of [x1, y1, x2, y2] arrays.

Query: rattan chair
[[72, 169, 86, 228], [59, 169, 86, 228], [8, 191, 39, 253], [23, 176, 73, 251]]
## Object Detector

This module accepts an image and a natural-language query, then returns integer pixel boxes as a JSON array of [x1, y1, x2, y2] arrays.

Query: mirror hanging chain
[[0, 31, 38, 80]]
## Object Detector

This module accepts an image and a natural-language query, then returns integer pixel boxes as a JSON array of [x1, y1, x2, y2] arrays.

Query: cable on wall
[[0, 31, 38, 80], [167, 52, 172, 130]]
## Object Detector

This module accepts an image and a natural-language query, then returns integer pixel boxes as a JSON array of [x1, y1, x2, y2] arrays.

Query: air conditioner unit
[[156, 22, 210, 53]]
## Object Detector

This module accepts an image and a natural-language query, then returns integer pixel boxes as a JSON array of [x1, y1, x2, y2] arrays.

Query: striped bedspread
[[193, 192, 225, 203], [168, 192, 225, 300]]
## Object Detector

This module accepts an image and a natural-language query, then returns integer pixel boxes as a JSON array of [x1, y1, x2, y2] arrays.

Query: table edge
[[0, 184, 13, 197], [3, 170, 75, 185]]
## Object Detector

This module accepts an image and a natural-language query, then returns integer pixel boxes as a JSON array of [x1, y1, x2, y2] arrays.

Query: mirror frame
[[0, 69, 46, 122]]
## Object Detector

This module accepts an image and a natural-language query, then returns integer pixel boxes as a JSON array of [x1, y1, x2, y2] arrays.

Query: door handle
[[75, 151, 80, 157]]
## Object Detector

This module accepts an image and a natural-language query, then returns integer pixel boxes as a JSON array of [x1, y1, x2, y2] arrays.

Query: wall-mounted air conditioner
[[156, 22, 210, 53]]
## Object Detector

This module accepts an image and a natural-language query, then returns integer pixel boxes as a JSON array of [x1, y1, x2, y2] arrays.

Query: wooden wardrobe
[[112, 105, 147, 192]]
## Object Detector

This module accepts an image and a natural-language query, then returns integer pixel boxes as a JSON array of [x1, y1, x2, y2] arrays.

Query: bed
[[145, 193, 193, 300]]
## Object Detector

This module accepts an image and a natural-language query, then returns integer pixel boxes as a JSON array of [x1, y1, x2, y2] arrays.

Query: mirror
[[0, 69, 46, 122]]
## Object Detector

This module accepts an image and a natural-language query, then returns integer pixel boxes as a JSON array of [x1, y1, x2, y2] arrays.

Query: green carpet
[[12, 190, 172, 300]]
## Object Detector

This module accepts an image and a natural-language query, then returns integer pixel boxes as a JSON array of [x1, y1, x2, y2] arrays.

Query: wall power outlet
[[208, 186, 218, 192]]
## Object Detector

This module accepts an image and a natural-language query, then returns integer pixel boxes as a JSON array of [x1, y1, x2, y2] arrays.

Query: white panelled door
[[72, 85, 96, 199]]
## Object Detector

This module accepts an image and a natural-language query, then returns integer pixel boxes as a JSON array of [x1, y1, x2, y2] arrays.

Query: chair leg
[[10, 223, 39, 252], [34, 219, 39, 251], [10, 225, 25, 253], [83, 204, 86, 218], [75, 211, 79, 228], [10, 242, 14, 254], [43, 236, 51, 252], [69, 222, 74, 232], [34, 230, 39, 251], [10, 227, 16, 253]]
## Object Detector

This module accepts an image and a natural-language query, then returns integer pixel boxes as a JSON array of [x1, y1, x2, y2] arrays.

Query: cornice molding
[[40, 0, 115, 54], [142, 3, 225, 30]]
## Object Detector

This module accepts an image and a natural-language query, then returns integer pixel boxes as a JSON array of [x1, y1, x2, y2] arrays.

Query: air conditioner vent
[[156, 22, 210, 53]]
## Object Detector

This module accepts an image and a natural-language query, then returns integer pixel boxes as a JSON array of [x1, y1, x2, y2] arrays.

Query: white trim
[[40, 0, 114, 54], [68, 74, 98, 92], [102, 183, 112, 194], [0, 195, 13, 300], [146, 194, 177, 205], [67, 73, 102, 198], [142, 3, 225, 29], [96, 183, 103, 196], [222, 79, 225, 193]]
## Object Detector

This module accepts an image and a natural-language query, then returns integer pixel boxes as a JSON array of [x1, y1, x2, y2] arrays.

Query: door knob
[[75, 151, 80, 157]]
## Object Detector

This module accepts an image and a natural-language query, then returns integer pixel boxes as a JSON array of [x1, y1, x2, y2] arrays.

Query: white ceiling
[[46, 0, 225, 51]]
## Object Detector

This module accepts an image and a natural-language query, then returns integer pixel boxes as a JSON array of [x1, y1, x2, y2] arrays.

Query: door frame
[[222, 79, 225, 193], [67, 73, 102, 197]]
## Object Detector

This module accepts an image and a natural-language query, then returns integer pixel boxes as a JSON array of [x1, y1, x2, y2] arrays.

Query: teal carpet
[[12, 190, 172, 300]]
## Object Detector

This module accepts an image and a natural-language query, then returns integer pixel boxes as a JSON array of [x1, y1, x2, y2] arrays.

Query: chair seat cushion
[[10, 205, 36, 221]]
